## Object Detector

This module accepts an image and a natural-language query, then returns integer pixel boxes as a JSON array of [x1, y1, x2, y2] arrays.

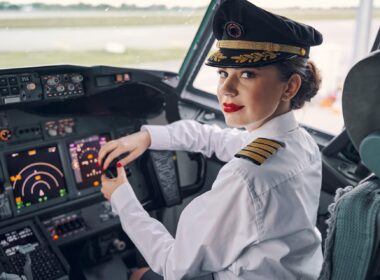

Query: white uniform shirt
[[111, 111, 323, 280]]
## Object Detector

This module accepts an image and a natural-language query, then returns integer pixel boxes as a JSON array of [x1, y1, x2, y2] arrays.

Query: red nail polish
[[117, 162, 123, 168]]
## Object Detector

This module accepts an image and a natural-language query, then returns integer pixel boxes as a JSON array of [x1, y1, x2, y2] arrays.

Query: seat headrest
[[343, 50, 380, 176], [360, 132, 380, 177]]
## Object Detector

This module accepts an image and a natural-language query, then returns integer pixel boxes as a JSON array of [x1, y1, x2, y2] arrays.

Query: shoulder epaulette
[[235, 137, 285, 166]]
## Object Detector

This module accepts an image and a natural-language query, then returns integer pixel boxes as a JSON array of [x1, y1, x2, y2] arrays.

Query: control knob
[[26, 83, 36, 91], [0, 129, 11, 141], [71, 74, 83, 83], [56, 84, 65, 92], [113, 239, 126, 251], [67, 83, 75, 91], [64, 126, 73, 134], [47, 77, 59, 86], [48, 129, 58, 137]]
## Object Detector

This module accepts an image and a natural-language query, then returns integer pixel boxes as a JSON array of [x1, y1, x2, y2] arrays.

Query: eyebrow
[[240, 68, 261, 71]]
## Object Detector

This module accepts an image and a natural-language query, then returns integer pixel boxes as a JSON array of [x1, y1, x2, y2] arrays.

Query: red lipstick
[[223, 103, 245, 113]]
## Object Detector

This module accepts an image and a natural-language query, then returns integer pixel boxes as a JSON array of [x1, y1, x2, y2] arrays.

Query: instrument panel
[[41, 73, 84, 100], [0, 73, 43, 105], [0, 221, 70, 279], [6, 145, 68, 212], [68, 134, 110, 191], [0, 125, 153, 219], [0, 65, 140, 108], [0, 72, 84, 105], [0, 64, 174, 219], [0, 225, 38, 257], [0, 64, 182, 279]]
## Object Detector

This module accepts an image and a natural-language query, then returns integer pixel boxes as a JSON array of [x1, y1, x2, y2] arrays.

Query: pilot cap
[[206, 0, 323, 68]]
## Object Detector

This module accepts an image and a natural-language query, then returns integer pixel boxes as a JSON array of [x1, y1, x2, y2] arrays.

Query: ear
[[282, 74, 301, 102]]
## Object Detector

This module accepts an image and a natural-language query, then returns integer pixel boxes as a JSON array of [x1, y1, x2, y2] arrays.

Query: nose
[[218, 75, 238, 97]]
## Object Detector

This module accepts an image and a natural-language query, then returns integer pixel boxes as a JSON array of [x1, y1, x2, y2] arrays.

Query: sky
[[5, 0, 365, 9]]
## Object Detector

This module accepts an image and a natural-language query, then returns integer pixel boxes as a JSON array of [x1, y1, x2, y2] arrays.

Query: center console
[[0, 221, 69, 280]]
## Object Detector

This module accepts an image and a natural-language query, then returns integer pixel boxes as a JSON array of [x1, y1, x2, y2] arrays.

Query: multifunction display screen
[[6, 146, 67, 210], [68, 134, 110, 190], [0, 227, 39, 257]]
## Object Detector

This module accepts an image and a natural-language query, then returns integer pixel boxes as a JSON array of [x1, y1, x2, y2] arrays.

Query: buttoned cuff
[[141, 125, 171, 150], [110, 182, 138, 214]]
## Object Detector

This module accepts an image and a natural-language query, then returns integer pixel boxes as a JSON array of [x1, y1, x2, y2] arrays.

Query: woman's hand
[[101, 162, 127, 200], [98, 130, 151, 170]]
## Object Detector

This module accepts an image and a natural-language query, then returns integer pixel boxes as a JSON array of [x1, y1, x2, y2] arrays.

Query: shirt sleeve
[[111, 167, 259, 280], [141, 120, 250, 162]]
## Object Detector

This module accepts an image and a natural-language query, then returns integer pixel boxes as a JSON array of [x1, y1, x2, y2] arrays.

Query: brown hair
[[274, 57, 322, 110]]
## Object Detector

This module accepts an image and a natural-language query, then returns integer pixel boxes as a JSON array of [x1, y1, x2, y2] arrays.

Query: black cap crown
[[206, 0, 323, 68]]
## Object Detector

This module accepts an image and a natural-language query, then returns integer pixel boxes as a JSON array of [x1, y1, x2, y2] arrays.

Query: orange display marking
[[10, 174, 22, 182]]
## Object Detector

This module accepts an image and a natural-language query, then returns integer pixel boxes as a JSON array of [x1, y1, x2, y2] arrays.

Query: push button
[[8, 76, 17, 85], [10, 87, 19, 95], [0, 77, 7, 86], [0, 87, 9, 96]]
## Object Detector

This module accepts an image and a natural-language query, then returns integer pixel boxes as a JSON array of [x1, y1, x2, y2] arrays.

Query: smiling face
[[216, 66, 292, 131]]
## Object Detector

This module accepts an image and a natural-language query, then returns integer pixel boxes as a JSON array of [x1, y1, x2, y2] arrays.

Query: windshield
[[1, 0, 207, 72]]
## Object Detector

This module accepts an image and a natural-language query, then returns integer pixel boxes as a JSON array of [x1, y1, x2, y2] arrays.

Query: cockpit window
[[0, 1, 207, 72], [193, 0, 377, 135]]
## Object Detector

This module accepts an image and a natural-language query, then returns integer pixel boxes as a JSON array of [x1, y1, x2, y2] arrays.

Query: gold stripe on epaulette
[[236, 150, 266, 164], [242, 146, 272, 158], [255, 138, 284, 149], [236, 138, 284, 166], [248, 142, 277, 153]]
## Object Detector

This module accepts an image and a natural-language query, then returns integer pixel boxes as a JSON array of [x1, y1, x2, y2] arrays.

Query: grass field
[[0, 48, 187, 68], [0, 9, 379, 29], [0, 15, 203, 29]]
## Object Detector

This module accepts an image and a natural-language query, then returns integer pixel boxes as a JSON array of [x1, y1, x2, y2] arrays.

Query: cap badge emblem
[[225, 21, 244, 39]]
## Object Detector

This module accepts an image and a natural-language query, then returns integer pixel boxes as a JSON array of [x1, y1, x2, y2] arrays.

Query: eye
[[241, 71, 256, 79], [217, 70, 228, 78]]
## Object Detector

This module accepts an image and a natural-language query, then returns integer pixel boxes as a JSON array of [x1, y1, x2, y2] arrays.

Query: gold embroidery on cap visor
[[209, 51, 227, 62], [231, 51, 277, 63], [208, 50, 278, 64], [207, 40, 307, 65]]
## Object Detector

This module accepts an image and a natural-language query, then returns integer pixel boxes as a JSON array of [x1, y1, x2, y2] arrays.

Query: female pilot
[[98, 0, 323, 279]]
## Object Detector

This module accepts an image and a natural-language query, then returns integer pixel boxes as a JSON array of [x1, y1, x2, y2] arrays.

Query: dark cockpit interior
[[0, 65, 210, 279]]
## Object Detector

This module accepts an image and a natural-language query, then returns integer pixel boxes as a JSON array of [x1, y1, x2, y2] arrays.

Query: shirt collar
[[247, 111, 299, 140]]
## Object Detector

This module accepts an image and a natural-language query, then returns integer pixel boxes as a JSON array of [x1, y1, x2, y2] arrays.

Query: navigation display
[[6, 145, 67, 210], [68, 134, 110, 190], [0, 227, 39, 257]]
